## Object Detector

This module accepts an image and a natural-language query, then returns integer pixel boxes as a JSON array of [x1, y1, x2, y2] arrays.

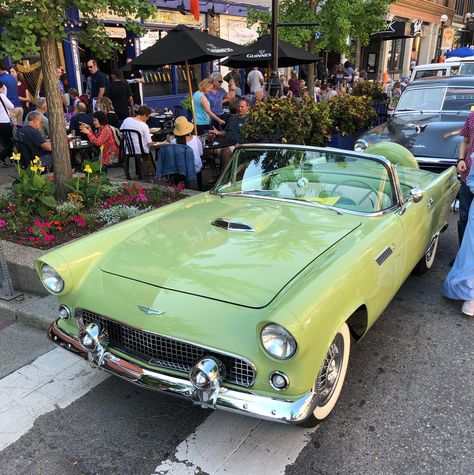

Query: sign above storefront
[[412, 20, 423, 37], [371, 20, 413, 40], [105, 26, 127, 39], [145, 9, 204, 27]]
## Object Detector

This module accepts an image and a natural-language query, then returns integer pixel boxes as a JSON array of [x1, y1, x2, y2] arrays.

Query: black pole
[[271, 0, 279, 72]]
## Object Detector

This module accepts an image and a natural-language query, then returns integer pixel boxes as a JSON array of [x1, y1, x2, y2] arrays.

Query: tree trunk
[[40, 34, 72, 201], [306, 0, 318, 97]]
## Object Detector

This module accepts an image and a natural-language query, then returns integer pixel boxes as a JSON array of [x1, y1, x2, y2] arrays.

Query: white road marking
[[0, 347, 108, 450], [154, 411, 316, 475]]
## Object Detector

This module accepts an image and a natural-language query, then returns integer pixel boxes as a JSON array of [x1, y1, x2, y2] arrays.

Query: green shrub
[[329, 94, 377, 136], [351, 81, 386, 101], [242, 98, 333, 146]]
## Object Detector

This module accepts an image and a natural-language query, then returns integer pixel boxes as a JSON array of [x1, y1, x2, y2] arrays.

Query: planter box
[[326, 132, 358, 150]]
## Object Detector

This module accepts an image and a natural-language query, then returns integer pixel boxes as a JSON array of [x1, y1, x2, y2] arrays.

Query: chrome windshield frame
[[209, 144, 405, 216]]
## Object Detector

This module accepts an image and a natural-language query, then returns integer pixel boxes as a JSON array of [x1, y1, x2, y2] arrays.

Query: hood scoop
[[212, 218, 254, 232]]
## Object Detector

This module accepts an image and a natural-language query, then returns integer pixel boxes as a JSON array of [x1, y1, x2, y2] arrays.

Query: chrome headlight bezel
[[354, 139, 368, 152], [40, 264, 64, 293], [260, 323, 297, 360]]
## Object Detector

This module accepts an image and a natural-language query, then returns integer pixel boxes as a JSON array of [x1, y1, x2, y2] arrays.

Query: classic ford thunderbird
[[38, 143, 459, 426]]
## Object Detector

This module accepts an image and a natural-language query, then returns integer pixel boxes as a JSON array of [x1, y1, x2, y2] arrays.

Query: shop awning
[[371, 20, 413, 40]]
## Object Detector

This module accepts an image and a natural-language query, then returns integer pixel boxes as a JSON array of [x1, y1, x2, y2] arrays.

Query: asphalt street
[[0, 212, 473, 475]]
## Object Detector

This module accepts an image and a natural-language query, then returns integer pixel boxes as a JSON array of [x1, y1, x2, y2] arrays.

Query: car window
[[414, 69, 446, 80], [396, 87, 445, 111], [214, 147, 396, 213], [459, 63, 474, 75], [442, 87, 474, 111]]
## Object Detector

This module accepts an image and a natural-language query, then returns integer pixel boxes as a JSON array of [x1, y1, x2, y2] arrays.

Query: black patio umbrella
[[223, 35, 321, 68], [131, 25, 249, 133]]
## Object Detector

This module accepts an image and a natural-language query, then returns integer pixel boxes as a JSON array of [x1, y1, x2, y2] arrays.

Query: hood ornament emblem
[[138, 306, 165, 316]]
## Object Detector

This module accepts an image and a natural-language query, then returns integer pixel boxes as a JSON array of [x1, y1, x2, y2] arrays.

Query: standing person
[[0, 81, 14, 167], [224, 68, 241, 90], [0, 59, 22, 124], [456, 111, 474, 246], [57, 66, 67, 108], [247, 66, 264, 94], [343, 61, 355, 83], [206, 72, 235, 130], [86, 59, 108, 109], [192, 78, 225, 135], [79, 111, 119, 167], [124, 58, 143, 106], [316, 59, 328, 83], [288, 71, 302, 98], [10, 67, 29, 117], [443, 164, 474, 316], [107, 69, 134, 121]]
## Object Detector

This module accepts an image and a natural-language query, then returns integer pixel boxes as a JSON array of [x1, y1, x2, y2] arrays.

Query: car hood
[[100, 195, 360, 308], [361, 112, 464, 159]]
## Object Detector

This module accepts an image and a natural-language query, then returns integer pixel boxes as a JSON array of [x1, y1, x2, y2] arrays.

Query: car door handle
[[427, 198, 434, 207]]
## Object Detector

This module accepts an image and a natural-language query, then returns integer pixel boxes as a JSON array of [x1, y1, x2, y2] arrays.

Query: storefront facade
[[360, 0, 455, 81], [61, 1, 265, 110]]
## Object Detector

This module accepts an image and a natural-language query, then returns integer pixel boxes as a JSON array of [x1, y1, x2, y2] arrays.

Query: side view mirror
[[410, 187, 424, 203]]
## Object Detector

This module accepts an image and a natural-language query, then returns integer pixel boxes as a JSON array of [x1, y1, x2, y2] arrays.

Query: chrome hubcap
[[316, 334, 344, 407]]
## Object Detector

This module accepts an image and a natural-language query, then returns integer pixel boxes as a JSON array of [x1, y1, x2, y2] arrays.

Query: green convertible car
[[38, 142, 459, 426]]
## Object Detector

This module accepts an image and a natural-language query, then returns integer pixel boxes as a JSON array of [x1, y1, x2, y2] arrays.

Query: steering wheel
[[330, 179, 380, 209]]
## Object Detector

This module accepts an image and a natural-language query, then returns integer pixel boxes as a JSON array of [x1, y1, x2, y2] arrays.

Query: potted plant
[[327, 94, 377, 149], [242, 98, 333, 146], [175, 95, 193, 120]]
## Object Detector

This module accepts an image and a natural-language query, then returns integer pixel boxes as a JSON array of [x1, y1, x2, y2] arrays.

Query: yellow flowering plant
[[64, 160, 110, 209], [10, 154, 57, 217]]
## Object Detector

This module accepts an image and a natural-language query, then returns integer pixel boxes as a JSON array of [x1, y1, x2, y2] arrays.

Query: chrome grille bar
[[76, 309, 255, 387]]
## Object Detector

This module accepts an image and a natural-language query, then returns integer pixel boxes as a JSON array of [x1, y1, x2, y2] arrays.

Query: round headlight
[[261, 323, 297, 359], [41, 264, 64, 293], [354, 139, 368, 152]]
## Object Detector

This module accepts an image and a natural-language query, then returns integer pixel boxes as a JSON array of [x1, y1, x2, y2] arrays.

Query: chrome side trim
[[48, 321, 317, 424]]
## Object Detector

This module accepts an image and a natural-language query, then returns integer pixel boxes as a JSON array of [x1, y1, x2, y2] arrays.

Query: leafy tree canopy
[[247, 0, 393, 56], [0, 0, 155, 61]]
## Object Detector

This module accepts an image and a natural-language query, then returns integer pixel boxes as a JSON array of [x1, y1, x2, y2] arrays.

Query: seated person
[[206, 98, 250, 170], [120, 105, 154, 154], [25, 97, 49, 138], [69, 102, 94, 140], [16, 111, 52, 169], [79, 111, 119, 167]]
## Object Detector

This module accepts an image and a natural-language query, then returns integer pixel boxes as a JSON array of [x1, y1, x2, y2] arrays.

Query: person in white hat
[[170, 116, 203, 189]]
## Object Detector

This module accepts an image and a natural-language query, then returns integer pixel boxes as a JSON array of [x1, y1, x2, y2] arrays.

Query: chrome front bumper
[[48, 320, 318, 424]]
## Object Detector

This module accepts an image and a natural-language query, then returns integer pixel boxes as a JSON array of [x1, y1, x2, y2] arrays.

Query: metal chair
[[120, 129, 156, 180]]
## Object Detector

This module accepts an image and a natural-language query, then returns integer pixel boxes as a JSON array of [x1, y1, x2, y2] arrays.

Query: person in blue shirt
[[86, 60, 108, 109], [0, 59, 22, 124]]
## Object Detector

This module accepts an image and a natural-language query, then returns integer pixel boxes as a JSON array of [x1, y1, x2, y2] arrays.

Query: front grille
[[77, 309, 255, 387]]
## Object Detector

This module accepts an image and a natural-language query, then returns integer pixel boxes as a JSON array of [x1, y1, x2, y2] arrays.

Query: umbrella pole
[[185, 60, 198, 135]]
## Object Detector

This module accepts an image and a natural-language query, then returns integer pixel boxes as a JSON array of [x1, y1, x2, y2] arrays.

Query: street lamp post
[[436, 14, 448, 60], [465, 12, 474, 46]]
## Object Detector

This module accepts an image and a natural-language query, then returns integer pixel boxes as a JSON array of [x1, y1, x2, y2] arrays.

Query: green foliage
[[0, 0, 155, 61], [329, 94, 377, 136], [64, 160, 110, 209], [247, 0, 392, 56], [242, 98, 333, 146], [11, 157, 57, 217], [351, 81, 386, 101], [180, 95, 193, 111]]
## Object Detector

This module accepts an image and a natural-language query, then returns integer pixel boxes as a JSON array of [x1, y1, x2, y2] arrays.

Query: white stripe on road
[[154, 411, 316, 475], [0, 348, 108, 450]]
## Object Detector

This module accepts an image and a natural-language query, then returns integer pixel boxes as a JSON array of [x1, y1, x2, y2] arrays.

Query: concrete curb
[[0, 293, 57, 331]]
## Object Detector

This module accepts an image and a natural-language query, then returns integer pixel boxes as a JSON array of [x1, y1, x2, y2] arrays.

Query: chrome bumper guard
[[48, 320, 318, 424]]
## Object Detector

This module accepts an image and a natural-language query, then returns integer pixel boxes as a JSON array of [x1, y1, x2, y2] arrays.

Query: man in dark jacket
[[69, 102, 94, 139]]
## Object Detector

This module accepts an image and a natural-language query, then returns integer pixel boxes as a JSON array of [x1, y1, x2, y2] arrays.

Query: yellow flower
[[84, 164, 93, 174], [281, 137, 287, 144], [30, 165, 38, 173], [33, 156, 41, 164], [10, 152, 21, 161], [38, 166, 45, 173]]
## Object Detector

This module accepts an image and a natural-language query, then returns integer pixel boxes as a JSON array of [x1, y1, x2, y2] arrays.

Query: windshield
[[396, 86, 474, 112], [459, 63, 474, 75], [213, 147, 396, 213]]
